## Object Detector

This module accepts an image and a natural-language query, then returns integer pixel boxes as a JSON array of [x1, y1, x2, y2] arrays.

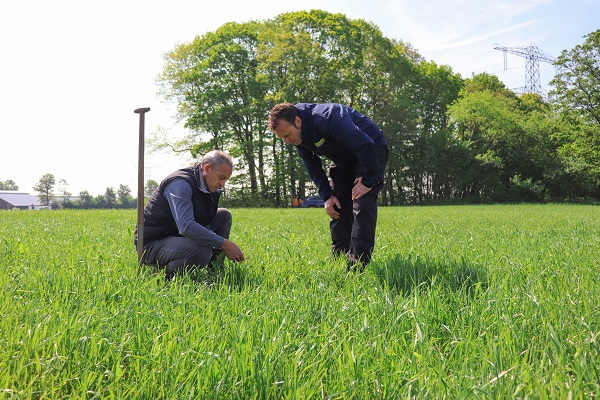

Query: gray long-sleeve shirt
[[162, 177, 224, 249]]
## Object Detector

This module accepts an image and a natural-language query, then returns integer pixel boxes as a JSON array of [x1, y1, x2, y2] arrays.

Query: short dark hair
[[200, 150, 234, 169], [268, 103, 299, 131]]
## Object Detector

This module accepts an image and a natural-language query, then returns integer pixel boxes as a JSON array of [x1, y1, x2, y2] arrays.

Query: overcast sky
[[1, 0, 597, 196]]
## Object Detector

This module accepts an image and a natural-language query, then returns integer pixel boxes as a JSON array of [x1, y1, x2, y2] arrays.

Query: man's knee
[[216, 207, 232, 221], [184, 247, 213, 268], [211, 208, 232, 238], [164, 248, 212, 278]]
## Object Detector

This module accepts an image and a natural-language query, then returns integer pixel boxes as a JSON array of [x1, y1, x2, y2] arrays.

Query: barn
[[0, 191, 45, 210]]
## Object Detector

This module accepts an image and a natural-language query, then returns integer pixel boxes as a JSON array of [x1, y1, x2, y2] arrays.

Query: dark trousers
[[329, 146, 388, 266], [143, 208, 232, 277]]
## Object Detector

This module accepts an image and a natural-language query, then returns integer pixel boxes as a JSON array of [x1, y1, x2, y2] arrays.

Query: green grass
[[1, 205, 599, 399]]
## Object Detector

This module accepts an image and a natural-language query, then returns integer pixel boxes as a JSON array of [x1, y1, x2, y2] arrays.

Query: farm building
[[0, 191, 46, 210]]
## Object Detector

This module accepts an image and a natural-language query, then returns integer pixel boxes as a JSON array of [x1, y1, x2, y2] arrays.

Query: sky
[[1, 0, 597, 196]]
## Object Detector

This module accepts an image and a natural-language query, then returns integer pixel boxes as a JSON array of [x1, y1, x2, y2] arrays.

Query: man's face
[[202, 163, 232, 193], [273, 116, 302, 146]]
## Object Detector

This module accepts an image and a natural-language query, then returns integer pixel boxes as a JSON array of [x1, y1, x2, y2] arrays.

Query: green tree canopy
[[105, 187, 117, 208], [155, 14, 599, 204], [0, 180, 19, 191], [33, 174, 56, 206], [551, 30, 600, 126], [550, 30, 600, 198], [145, 180, 159, 198], [157, 10, 416, 205], [447, 75, 559, 200], [78, 191, 93, 209]]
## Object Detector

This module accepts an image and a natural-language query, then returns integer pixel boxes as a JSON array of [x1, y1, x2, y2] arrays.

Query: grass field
[[1, 205, 599, 399]]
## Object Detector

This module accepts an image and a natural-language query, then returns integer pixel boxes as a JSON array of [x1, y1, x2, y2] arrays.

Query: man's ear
[[295, 116, 302, 128], [202, 163, 212, 173]]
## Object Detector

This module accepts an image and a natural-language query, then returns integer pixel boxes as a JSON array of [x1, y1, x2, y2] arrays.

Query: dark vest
[[140, 164, 220, 244]]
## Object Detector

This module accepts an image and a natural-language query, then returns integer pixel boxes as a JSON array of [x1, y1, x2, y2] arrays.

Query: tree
[[95, 195, 108, 208], [447, 76, 526, 199], [554, 124, 600, 198], [158, 20, 268, 197], [550, 30, 600, 126], [117, 184, 134, 208], [550, 30, 600, 199], [402, 60, 463, 203], [33, 174, 56, 205], [145, 180, 158, 197], [79, 190, 93, 209], [447, 74, 564, 200], [0, 180, 19, 191], [105, 187, 117, 208], [117, 184, 131, 199]]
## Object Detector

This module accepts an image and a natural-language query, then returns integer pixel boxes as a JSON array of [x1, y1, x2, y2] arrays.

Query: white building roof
[[0, 191, 42, 207]]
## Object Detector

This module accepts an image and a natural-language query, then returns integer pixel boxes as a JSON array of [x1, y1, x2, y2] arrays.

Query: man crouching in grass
[[135, 150, 244, 280]]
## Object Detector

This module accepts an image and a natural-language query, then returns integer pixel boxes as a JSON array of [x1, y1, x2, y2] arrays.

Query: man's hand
[[351, 177, 372, 200], [221, 239, 245, 262], [325, 195, 341, 219]]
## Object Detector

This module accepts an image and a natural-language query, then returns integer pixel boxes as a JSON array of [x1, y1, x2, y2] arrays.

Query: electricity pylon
[[493, 43, 555, 95]]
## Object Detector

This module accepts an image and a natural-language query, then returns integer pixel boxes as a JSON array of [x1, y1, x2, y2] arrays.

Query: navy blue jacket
[[295, 103, 387, 200]]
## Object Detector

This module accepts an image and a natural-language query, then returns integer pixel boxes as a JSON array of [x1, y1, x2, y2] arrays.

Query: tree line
[[0, 173, 160, 209], [154, 10, 599, 206]]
